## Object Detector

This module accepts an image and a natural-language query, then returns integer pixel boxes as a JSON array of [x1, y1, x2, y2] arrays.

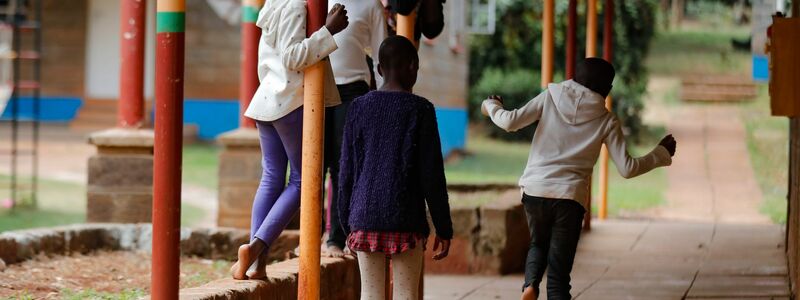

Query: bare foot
[[247, 252, 269, 279], [231, 244, 253, 280], [324, 244, 345, 258], [521, 286, 537, 300]]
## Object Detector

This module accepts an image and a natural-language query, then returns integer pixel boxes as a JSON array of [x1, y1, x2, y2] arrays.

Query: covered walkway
[[427, 220, 788, 299]]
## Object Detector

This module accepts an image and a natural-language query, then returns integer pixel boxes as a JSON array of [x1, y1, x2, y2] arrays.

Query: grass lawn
[[0, 175, 208, 232], [183, 143, 221, 190], [645, 26, 751, 76], [740, 85, 789, 224], [445, 134, 668, 217]]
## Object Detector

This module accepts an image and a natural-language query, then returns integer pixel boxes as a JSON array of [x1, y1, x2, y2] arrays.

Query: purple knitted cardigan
[[337, 90, 453, 240]]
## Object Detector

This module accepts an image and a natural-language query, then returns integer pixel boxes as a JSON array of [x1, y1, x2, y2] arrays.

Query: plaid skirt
[[347, 231, 426, 255]]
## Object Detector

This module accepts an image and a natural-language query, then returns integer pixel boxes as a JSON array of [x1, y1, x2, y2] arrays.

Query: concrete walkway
[[426, 220, 789, 299], [646, 104, 770, 224]]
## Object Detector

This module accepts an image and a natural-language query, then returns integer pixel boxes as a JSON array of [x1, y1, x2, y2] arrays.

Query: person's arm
[[369, 2, 388, 88], [276, 5, 339, 71], [482, 90, 547, 132], [418, 102, 453, 240], [337, 105, 357, 236], [604, 117, 672, 179]]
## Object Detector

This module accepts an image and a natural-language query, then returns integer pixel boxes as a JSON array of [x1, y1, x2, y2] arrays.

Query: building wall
[[42, 0, 88, 97], [6, 0, 470, 154]]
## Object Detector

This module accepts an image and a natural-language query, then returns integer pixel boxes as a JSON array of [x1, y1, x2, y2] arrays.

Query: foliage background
[[468, 0, 659, 141]]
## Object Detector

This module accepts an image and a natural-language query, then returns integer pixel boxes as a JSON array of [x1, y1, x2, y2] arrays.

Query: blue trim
[[183, 99, 240, 139], [435, 108, 467, 156], [0, 96, 82, 122], [753, 55, 769, 82], [176, 99, 467, 155]]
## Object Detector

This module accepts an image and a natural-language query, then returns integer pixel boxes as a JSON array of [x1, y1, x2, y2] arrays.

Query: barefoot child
[[231, 1, 349, 280], [481, 58, 677, 299], [338, 35, 453, 299]]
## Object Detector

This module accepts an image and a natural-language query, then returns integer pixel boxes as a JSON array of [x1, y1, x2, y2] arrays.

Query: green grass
[[183, 143, 221, 189], [444, 136, 530, 184], [446, 133, 667, 216], [591, 141, 668, 216], [646, 27, 751, 76], [0, 174, 207, 232], [59, 289, 146, 300], [740, 85, 789, 224]]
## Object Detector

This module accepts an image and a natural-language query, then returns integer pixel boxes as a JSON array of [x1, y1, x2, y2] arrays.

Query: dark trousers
[[324, 80, 370, 248], [522, 194, 585, 300]]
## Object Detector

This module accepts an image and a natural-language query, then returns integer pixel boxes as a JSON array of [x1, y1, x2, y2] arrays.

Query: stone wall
[[176, 256, 360, 300], [424, 190, 530, 275], [0, 224, 299, 265]]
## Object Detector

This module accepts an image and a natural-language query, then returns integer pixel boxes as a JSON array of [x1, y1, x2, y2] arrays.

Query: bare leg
[[247, 250, 269, 279], [231, 238, 267, 280]]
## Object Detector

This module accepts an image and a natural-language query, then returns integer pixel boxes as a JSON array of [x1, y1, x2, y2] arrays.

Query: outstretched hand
[[659, 134, 677, 157], [432, 237, 450, 260], [325, 3, 349, 35], [481, 95, 504, 116]]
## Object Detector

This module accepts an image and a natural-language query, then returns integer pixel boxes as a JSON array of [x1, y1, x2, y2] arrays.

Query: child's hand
[[659, 134, 677, 157], [326, 3, 349, 35], [432, 237, 450, 260], [488, 95, 504, 104], [481, 95, 503, 117]]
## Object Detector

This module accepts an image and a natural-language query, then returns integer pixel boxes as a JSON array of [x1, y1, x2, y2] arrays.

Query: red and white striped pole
[[152, 0, 185, 298]]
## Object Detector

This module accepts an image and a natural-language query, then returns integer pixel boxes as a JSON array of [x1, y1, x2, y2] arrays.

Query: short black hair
[[575, 57, 615, 97], [378, 35, 419, 72]]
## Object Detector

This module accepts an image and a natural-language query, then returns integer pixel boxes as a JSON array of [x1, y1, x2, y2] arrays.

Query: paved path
[[645, 104, 770, 224], [426, 220, 789, 299]]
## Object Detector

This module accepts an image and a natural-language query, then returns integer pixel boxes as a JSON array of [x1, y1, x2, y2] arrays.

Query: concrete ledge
[[424, 190, 530, 275], [0, 224, 299, 265], [176, 256, 360, 300], [88, 128, 155, 148]]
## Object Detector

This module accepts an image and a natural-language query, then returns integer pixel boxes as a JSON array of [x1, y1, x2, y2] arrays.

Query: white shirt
[[245, 0, 341, 122], [328, 0, 388, 86], [483, 80, 672, 210]]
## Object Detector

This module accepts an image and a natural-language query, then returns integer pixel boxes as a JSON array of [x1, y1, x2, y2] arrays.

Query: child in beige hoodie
[[482, 58, 676, 300]]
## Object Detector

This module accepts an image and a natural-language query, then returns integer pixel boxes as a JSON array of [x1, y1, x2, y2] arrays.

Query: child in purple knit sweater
[[337, 35, 453, 299]]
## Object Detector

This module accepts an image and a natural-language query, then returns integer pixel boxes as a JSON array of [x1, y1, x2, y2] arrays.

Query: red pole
[[152, 1, 185, 299], [566, 0, 577, 79], [118, 0, 147, 128], [239, 0, 262, 128], [603, 0, 614, 62]]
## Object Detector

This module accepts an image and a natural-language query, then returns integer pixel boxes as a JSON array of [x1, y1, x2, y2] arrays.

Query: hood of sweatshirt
[[257, 0, 299, 49], [547, 80, 608, 125]]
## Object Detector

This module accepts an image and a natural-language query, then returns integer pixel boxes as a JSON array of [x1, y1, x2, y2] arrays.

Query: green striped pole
[[152, 1, 185, 299]]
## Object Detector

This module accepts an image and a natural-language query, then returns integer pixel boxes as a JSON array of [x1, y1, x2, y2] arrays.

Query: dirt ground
[[0, 251, 231, 299]]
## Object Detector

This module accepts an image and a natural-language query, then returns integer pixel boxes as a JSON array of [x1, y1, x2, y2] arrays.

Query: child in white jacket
[[231, 1, 349, 280], [482, 58, 677, 300]]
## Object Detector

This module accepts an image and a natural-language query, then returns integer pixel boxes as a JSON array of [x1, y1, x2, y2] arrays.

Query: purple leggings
[[251, 108, 303, 247]]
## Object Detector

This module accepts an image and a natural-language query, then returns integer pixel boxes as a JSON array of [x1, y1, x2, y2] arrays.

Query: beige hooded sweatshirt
[[245, 0, 341, 122], [482, 80, 672, 210]]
